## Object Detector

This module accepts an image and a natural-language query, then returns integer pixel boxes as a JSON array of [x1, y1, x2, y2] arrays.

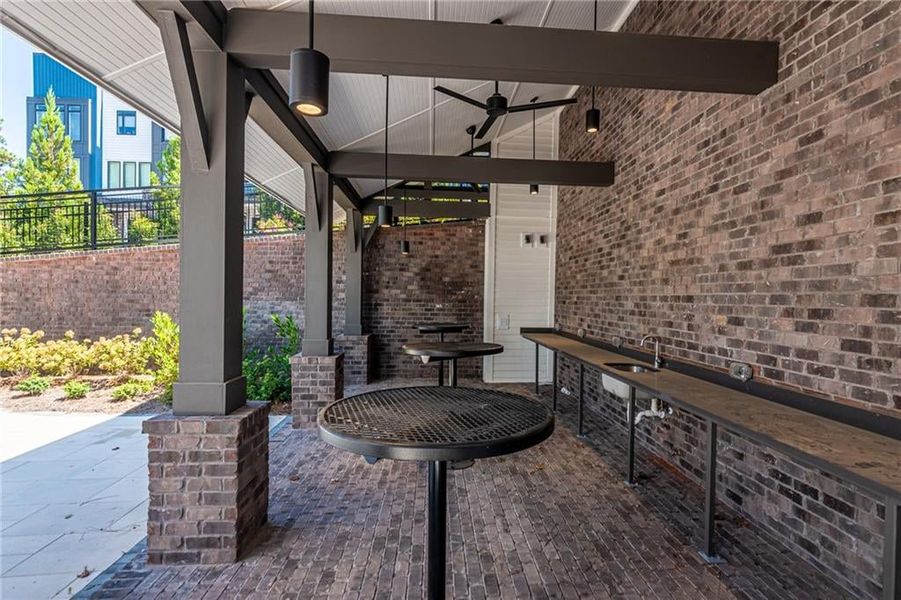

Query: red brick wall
[[557, 0, 899, 413], [555, 2, 899, 597], [364, 221, 486, 380], [0, 223, 485, 379]]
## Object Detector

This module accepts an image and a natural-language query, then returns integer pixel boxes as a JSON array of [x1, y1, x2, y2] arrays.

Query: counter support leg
[[450, 359, 458, 387], [437, 332, 444, 386], [885, 497, 899, 600], [535, 344, 540, 395], [428, 461, 447, 600], [700, 420, 724, 564], [626, 388, 636, 485], [552, 351, 558, 412], [578, 363, 584, 436]]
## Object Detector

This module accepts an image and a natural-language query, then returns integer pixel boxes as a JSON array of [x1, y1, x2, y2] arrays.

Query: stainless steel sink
[[605, 362, 659, 374]]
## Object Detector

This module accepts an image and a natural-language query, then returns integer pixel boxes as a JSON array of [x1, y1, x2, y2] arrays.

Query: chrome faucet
[[640, 335, 663, 369]]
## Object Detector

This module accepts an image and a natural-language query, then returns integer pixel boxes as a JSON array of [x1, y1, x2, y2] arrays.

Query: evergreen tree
[[20, 89, 82, 194]]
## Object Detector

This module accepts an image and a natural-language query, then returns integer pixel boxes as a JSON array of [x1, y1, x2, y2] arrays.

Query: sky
[[1, 26, 35, 159]]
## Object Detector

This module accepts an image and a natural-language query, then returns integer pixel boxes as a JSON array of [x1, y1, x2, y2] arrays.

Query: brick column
[[143, 402, 270, 565], [291, 352, 344, 428], [336, 334, 373, 386]]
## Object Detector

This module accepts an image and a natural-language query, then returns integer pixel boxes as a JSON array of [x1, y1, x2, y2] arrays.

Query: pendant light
[[585, 0, 601, 133], [289, 0, 329, 117], [400, 183, 410, 255], [529, 97, 539, 195], [377, 74, 394, 227]]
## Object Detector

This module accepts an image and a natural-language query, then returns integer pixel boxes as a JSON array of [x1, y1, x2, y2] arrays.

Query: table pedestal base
[[428, 460, 447, 600]]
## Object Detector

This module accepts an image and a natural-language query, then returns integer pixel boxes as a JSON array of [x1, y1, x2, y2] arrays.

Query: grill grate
[[321, 386, 550, 446]]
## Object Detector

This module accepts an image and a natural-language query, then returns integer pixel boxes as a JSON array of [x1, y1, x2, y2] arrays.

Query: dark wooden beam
[[225, 9, 778, 94], [330, 152, 614, 188], [157, 10, 210, 172], [362, 198, 490, 219]]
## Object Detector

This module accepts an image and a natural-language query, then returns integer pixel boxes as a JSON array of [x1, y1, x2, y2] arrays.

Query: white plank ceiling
[[0, 0, 636, 205]]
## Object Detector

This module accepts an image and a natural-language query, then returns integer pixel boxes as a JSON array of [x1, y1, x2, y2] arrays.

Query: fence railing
[[0, 186, 304, 255]]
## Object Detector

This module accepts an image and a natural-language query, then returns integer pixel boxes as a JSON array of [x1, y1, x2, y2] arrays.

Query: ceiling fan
[[435, 80, 577, 140]]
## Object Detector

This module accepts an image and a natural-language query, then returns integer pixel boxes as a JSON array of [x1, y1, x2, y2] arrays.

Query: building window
[[107, 161, 121, 188], [35, 103, 46, 125], [139, 162, 151, 187], [123, 162, 137, 187], [67, 106, 82, 142], [116, 111, 136, 135]]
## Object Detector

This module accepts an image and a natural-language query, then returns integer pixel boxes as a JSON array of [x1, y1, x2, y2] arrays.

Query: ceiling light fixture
[[377, 74, 394, 228], [530, 97, 539, 195], [289, 0, 329, 117], [585, 0, 601, 134], [400, 183, 410, 255]]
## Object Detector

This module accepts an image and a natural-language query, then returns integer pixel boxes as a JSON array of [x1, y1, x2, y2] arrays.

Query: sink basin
[[605, 362, 659, 374], [601, 373, 652, 401]]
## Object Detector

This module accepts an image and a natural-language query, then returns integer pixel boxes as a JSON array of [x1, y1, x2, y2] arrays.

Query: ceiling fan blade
[[475, 114, 499, 139], [507, 98, 578, 113], [433, 86, 487, 109]]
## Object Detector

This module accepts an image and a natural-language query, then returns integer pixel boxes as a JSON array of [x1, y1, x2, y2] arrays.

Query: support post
[[344, 209, 364, 336], [884, 497, 899, 600], [700, 420, 725, 564], [552, 351, 558, 412], [172, 50, 246, 416], [626, 388, 636, 485], [428, 460, 448, 600], [535, 344, 540, 395], [302, 164, 334, 356], [578, 362, 584, 436]]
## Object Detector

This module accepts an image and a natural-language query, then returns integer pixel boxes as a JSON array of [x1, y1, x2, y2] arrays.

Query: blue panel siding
[[30, 54, 101, 189]]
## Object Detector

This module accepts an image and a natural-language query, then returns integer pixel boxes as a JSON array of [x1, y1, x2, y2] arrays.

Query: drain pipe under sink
[[634, 398, 672, 425]]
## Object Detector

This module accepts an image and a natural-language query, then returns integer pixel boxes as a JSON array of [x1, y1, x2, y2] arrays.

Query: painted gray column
[[344, 209, 364, 336], [301, 164, 334, 356], [172, 51, 247, 416]]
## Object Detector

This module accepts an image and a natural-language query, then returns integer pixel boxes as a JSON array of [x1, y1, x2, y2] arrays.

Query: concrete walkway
[[0, 411, 286, 599]]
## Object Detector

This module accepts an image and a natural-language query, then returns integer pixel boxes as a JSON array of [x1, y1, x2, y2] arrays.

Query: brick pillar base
[[336, 334, 373, 386], [143, 402, 270, 565], [291, 352, 344, 428]]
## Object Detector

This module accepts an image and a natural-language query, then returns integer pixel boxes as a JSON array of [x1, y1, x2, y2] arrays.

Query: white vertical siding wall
[[483, 113, 557, 383], [100, 90, 154, 187]]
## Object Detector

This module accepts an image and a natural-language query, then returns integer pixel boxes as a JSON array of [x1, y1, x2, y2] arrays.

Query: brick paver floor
[[79, 382, 848, 599]]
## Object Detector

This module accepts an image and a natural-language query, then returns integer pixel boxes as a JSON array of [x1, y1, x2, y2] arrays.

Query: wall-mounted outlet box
[[520, 232, 534, 247], [538, 233, 550, 246]]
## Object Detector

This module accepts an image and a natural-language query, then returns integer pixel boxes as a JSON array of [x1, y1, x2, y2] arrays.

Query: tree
[[20, 88, 82, 194], [150, 136, 180, 238], [0, 119, 23, 195]]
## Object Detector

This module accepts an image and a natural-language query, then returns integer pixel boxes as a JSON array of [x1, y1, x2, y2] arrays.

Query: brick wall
[[555, 1, 899, 597], [0, 223, 485, 379], [363, 221, 486, 380]]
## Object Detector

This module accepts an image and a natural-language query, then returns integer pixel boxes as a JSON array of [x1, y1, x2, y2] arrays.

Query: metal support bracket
[[885, 497, 900, 600], [552, 351, 558, 412], [700, 420, 725, 564], [626, 387, 636, 485], [578, 363, 585, 437]]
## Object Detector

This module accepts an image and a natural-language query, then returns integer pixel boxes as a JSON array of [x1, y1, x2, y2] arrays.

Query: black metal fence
[[0, 186, 304, 255]]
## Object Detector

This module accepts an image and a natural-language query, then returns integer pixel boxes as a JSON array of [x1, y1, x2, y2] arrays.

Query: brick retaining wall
[[555, 1, 900, 597]]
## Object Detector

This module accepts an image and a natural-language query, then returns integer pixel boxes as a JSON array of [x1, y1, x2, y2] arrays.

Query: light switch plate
[[520, 232, 534, 247]]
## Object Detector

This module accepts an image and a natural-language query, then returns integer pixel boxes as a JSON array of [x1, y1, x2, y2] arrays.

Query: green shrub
[[63, 380, 91, 399], [127, 214, 158, 245], [111, 378, 154, 401], [244, 313, 299, 404], [14, 374, 50, 396], [146, 311, 179, 403]]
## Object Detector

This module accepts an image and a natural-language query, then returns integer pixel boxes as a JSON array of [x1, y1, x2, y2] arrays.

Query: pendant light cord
[[591, 0, 597, 110], [308, 0, 314, 49], [384, 74, 389, 207]]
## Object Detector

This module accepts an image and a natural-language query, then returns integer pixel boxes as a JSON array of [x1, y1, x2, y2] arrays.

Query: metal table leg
[[885, 497, 899, 600], [578, 363, 585, 436], [428, 460, 448, 600], [700, 420, 725, 564], [535, 343, 540, 395], [552, 351, 558, 412], [626, 387, 636, 485]]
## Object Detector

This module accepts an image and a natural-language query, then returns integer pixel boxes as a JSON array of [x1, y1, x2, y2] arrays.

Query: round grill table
[[403, 342, 503, 386], [414, 323, 469, 385], [319, 386, 554, 600]]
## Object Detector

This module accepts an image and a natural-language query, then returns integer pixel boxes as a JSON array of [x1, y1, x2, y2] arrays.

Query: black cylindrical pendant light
[[289, 0, 329, 117], [377, 74, 393, 228], [400, 239, 410, 254], [529, 97, 539, 195], [585, 0, 600, 134]]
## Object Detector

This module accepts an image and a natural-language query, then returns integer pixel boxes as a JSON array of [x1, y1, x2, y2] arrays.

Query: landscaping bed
[[0, 375, 167, 414]]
